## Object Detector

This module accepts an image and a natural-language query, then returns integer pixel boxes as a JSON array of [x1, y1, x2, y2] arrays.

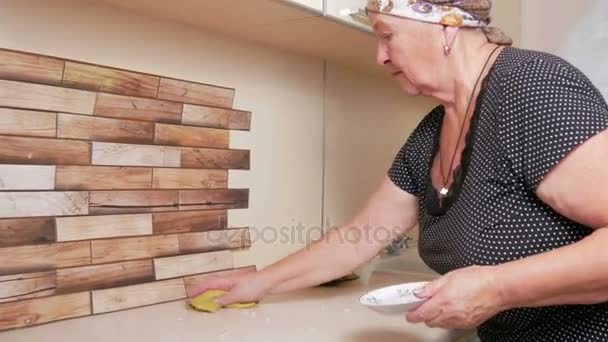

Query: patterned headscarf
[[366, 0, 512, 45]]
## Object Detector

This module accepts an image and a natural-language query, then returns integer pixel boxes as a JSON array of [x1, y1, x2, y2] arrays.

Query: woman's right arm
[[193, 175, 419, 305]]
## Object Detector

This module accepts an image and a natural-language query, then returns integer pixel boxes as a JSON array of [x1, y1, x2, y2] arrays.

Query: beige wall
[[521, 0, 608, 98], [491, 0, 522, 47], [323, 63, 433, 231], [0, 0, 325, 269], [521, 0, 594, 53]]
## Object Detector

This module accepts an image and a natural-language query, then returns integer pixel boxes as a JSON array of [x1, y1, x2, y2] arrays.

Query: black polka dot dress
[[388, 47, 608, 341]]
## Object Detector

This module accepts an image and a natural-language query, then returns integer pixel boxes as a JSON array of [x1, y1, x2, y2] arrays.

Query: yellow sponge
[[187, 290, 257, 313]]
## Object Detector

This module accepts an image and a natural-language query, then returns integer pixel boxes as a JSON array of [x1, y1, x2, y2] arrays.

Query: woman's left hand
[[406, 265, 507, 330]]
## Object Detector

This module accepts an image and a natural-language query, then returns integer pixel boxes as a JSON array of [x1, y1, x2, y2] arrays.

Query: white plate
[[359, 281, 429, 315]]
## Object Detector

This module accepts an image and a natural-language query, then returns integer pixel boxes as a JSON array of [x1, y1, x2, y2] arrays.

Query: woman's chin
[[398, 81, 422, 96]]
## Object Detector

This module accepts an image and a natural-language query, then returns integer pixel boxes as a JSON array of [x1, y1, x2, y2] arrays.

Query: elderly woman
[[193, 0, 608, 340]]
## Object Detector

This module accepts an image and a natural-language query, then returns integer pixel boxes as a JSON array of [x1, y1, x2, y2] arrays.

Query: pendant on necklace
[[440, 187, 449, 197]]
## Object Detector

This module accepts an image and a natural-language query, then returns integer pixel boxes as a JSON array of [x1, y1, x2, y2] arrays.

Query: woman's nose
[[376, 43, 390, 66]]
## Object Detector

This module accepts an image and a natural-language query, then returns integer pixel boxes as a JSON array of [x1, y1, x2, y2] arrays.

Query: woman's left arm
[[493, 128, 608, 308], [407, 128, 608, 329]]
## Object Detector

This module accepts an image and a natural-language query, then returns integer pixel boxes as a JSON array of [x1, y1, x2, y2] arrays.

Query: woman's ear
[[442, 26, 460, 55]]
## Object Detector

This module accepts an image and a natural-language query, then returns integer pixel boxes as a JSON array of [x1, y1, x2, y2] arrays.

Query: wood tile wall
[[0, 49, 256, 332]]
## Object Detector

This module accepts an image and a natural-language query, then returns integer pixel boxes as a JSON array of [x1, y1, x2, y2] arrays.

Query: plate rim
[[358, 281, 429, 307]]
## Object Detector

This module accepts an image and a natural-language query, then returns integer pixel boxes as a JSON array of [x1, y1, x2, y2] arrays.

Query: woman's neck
[[434, 41, 502, 127]]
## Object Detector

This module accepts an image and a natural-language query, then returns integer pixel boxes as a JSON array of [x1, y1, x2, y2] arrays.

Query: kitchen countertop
[[1, 271, 476, 342]]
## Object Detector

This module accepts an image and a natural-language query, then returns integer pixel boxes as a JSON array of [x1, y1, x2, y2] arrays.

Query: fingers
[[216, 279, 266, 306], [406, 300, 442, 324], [424, 316, 444, 328], [425, 317, 473, 330], [188, 277, 234, 298], [215, 284, 261, 306], [214, 291, 241, 306], [414, 276, 447, 299]]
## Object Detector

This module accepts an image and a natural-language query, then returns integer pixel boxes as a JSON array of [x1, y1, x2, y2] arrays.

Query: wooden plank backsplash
[[0, 271, 57, 303], [0, 80, 96, 114], [0, 242, 91, 275], [0, 165, 55, 190], [0, 50, 64, 86], [56, 214, 153, 242], [89, 190, 179, 214], [0, 108, 57, 137], [157, 78, 234, 108], [91, 278, 186, 314], [94, 93, 183, 123], [152, 210, 227, 234], [0, 192, 89, 218], [0, 136, 91, 165], [153, 250, 233, 280], [55, 166, 153, 190], [179, 228, 251, 254], [91, 235, 180, 264], [0, 292, 91, 331], [0, 217, 56, 248], [0, 48, 253, 332], [178, 189, 249, 210], [181, 147, 250, 169], [55, 260, 155, 294], [57, 114, 155, 144], [152, 168, 227, 189], [182, 104, 251, 130], [154, 123, 229, 149], [63, 62, 160, 98]]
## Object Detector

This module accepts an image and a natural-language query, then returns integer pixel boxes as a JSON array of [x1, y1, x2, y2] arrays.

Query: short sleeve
[[500, 58, 608, 191], [388, 108, 441, 197]]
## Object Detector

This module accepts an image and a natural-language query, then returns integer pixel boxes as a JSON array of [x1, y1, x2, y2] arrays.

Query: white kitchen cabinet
[[285, 0, 324, 12], [324, 0, 372, 32]]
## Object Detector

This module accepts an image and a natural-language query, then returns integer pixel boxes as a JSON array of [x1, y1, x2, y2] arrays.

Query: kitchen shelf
[[91, 0, 520, 78], [92, 0, 383, 78]]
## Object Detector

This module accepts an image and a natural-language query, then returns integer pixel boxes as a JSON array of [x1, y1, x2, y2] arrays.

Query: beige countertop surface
[[1, 271, 476, 342]]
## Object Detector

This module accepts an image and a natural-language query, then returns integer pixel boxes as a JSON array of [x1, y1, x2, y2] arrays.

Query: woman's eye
[[382, 34, 393, 41]]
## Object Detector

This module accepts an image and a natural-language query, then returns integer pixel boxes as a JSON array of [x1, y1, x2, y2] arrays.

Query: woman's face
[[369, 12, 441, 96]]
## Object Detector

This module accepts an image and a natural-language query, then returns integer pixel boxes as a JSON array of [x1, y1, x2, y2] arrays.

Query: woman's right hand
[[188, 272, 272, 306]]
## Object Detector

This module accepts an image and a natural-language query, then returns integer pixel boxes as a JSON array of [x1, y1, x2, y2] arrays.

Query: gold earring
[[442, 26, 451, 55]]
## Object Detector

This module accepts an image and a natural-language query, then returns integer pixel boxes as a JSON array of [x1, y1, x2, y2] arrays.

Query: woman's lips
[[391, 71, 402, 76]]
